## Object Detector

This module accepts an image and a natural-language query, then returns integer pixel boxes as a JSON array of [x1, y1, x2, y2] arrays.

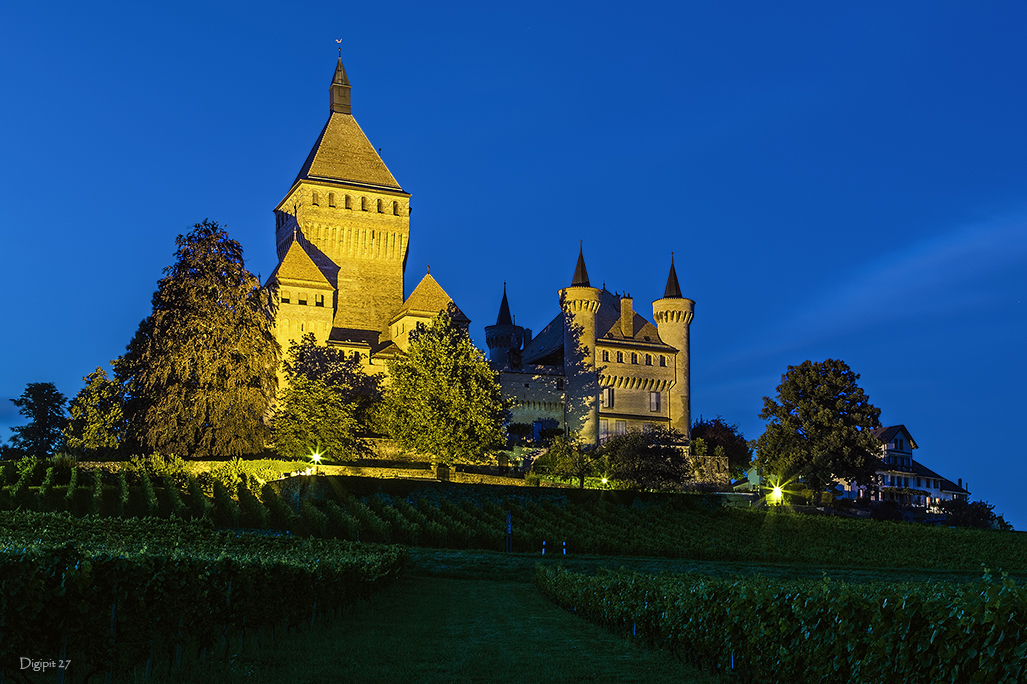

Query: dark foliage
[[599, 425, 690, 491], [8, 382, 67, 458], [691, 415, 752, 478]]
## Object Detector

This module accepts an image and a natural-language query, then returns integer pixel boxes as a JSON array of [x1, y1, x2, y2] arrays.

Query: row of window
[[884, 454, 912, 468], [600, 350, 666, 366], [312, 191, 401, 216], [599, 388, 661, 412], [280, 292, 326, 307], [884, 475, 944, 490], [598, 419, 663, 441]]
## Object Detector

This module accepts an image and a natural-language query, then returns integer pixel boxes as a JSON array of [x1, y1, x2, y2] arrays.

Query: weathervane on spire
[[336, 38, 342, 57]]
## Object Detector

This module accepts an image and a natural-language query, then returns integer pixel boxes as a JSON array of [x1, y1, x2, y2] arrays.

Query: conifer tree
[[116, 220, 279, 458], [9, 382, 67, 458], [381, 309, 505, 465]]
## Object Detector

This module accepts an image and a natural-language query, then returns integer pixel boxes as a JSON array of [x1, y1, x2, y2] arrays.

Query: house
[[838, 425, 969, 509]]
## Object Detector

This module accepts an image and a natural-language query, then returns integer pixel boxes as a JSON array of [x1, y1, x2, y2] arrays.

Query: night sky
[[1, 2, 1024, 528]]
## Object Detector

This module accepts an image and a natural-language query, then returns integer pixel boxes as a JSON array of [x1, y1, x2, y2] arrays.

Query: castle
[[269, 55, 696, 448]]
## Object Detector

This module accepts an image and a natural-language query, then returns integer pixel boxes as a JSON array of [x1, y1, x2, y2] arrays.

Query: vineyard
[[1, 456, 1025, 573], [535, 565, 1027, 683], [0, 511, 405, 681]]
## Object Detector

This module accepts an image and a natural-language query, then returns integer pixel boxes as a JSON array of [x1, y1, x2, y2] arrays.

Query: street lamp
[[310, 449, 323, 476]]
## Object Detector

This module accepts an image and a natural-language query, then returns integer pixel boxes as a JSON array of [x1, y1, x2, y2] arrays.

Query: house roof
[[268, 236, 332, 287], [873, 425, 918, 450], [392, 273, 470, 324], [293, 112, 403, 191]]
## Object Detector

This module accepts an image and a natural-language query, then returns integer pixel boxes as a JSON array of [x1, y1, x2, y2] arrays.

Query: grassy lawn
[[115, 573, 717, 684]]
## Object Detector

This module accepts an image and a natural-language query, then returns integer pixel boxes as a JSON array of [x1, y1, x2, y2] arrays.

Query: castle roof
[[292, 57, 403, 192], [268, 236, 332, 287], [392, 273, 470, 324], [663, 254, 682, 299], [571, 244, 590, 287], [595, 289, 674, 349], [496, 284, 513, 326]]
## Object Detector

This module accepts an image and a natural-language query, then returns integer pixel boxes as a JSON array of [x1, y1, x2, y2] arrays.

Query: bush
[[237, 476, 270, 528]]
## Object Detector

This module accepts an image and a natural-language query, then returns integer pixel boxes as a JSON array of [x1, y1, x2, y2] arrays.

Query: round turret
[[652, 255, 694, 436], [559, 248, 602, 443]]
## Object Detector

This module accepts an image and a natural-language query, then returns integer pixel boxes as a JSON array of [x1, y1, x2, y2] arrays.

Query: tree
[[9, 382, 67, 458], [937, 499, 1013, 530], [116, 220, 279, 458], [756, 359, 881, 504], [64, 368, 125, 457], [273, 334, 380, 460], [600, 425, 690, 491], [381, 309, 506, 465], [691, 415, 752, 478], [534, 436, 595, 488]]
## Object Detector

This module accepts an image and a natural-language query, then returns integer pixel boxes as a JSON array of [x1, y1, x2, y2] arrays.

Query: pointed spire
[[330, 53, 352, 114], [571, 242, 590, 287], [496, 283, 513, 325], [663, 252, 682, 298]]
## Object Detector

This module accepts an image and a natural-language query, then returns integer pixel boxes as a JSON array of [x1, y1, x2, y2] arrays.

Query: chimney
[[958, 478, 962, 489], [523, 329, 532, 344], [620, 295, 633, 338]]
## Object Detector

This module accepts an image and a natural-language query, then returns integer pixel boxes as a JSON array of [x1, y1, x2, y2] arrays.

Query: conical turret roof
[[663, 253, 682, 298], [571, 244, 590, 287], [496, 283, 513, 325]]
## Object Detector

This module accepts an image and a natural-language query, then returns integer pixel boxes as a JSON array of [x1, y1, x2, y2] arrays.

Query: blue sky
[[1, 1, 1024, 528]]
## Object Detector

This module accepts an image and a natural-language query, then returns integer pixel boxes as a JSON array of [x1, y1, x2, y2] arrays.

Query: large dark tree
[[64, 367, 125, 457], [599, 425, 690, 491], [756, 359, 881, 504], [116, 220, 279, 458], [381, 309, 506, 465], [691, 415, 752, 478], [273, 334, 382, 460], [534, 436, 595, 488], [9, 382, 67, 458]]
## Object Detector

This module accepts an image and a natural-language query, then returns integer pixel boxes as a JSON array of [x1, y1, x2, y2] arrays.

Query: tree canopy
[[273, 334, 382, 460], [533, 435, 595, 488], [64, 368, 125, 457], [381, 309, 505, 465], [9, 382, 67, 458], [691, 415, 752, 478], [116, 220, 279, 458], [756, 359, 881, 503], [599, 425, 690, 491]]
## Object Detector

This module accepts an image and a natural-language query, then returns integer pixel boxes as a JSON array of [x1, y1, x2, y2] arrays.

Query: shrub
[[237, 476, 270, 528], [161, 473, 188, 518], [211, 479, 240, 527], [186, 474, 213, 519]]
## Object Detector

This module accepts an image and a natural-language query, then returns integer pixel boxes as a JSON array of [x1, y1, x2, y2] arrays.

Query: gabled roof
[[391, 273, 470, 324], [293, 112, 403, 191], [522, 312, 564, 364], [909, 459, 968, 494], [873, 425, 918, 449], [268, 237, 332, 287]]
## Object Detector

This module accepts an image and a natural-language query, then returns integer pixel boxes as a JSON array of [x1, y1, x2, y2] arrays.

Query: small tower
[[485, 284, 524, 364], [559, 245, 602, 444], [652, 254, 695, 436]]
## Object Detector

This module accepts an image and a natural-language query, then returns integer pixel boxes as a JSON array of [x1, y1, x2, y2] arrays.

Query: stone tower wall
[[559, 285, 601, 444], [652, 298, 695, 437]]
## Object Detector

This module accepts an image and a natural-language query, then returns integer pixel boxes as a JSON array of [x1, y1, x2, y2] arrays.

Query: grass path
[[122, 575, 718, 684]]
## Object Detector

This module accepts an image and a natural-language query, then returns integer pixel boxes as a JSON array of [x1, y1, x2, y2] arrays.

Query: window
[[659, 355, 666, 367], [645, 354, 652, 366], [353, 352, 361, 362], [280, 290, 291, 304], [616, 351, 623, 363], [524, 383, 530, 388], [649, 391, 660, 412], [377, 198, 383, 213], [556, 379, 564, 390], [599, 419, 609, 442], [631, 353, 638, 364], [393, 201, 399, 215], [312, 191, 319, 206], [601, 350, 609, 362], [615, 420, 627, 436], [345, 195, 352, 209], [328, 192, 336, 208], [315, 294, 324, 307], [361, 197, 368, 211], [600, 387, 614, 409], [297, 294, 307, 306]]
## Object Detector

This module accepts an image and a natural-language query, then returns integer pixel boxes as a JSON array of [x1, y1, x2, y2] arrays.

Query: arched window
[[616, 351, 623, 363], [631, 353, 638, 364], [377, 198, 383, 213], [645, 354, 652, 366], [601, 350, 609, 362], [393, 201, 399, 215], [659, 355, 666, 367], [312, 191, 319, 206], [328, 192, 336, 208], [345, 195, 352, 209], [361, 197, 368, 211]]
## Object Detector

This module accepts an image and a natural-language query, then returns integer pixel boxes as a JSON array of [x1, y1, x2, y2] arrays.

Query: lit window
[[315, 294, 324, 307], [600, 387, 614, 409], [298, 294, 307, 306], [645, 354, 652, 366], [649, 391, 660, 412], [615, 420, 627, 436], [599, 419, 609, 442]]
